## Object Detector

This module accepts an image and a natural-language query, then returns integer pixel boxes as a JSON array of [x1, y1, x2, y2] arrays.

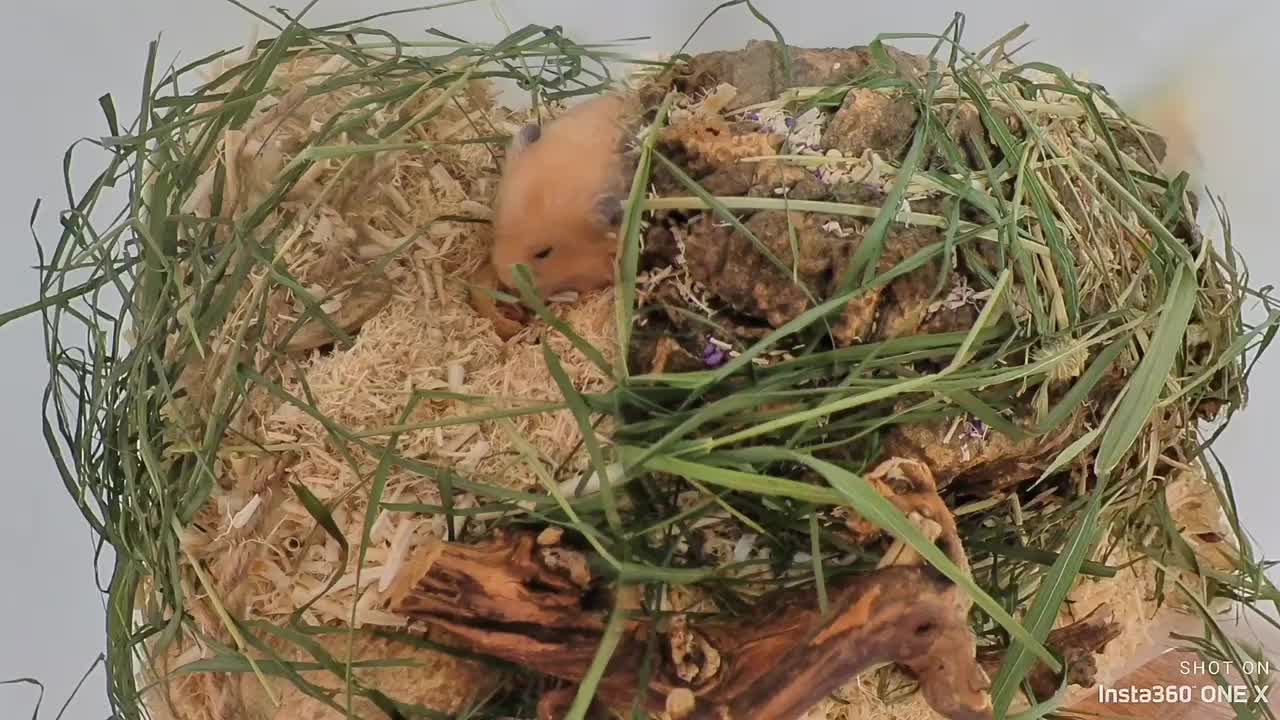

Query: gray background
[[2, 1, 1275, 716]]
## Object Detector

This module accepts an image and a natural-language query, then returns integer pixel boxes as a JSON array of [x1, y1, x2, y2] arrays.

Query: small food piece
[[466, 262, 528, 340]]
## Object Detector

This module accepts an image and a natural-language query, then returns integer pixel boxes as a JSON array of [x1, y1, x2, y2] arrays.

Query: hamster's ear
[[508, 123, 541, 158], [593, 192, 625, 229]]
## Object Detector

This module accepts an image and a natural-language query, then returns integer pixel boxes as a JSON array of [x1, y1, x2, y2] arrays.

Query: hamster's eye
[[533, 247, 553, 260]]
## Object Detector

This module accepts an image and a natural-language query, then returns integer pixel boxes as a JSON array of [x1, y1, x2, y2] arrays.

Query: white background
[[2, 1, 1275, 717]]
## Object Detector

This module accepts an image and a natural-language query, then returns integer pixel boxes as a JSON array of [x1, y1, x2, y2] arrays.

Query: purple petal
[[962, 419, 988, 440], [702, 344, 727, 368]]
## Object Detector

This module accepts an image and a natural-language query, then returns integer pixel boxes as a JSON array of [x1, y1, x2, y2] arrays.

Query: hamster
[[490, 94, 631, 297]]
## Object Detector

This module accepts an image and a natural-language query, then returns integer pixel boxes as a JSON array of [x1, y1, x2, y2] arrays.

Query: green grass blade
[[53, 655, 105, 720], [1095, 262, 1198, 475], [631, 450, 844, 505], [542, 341, 621, 534], [943, 388, 1025, 440], [499, 419, 620, 568], [288, 482, 350, 622], [988, 264, 1197, 713], [652, 151, 816, 304], [989, 489, 1103, 715], [809, 512, 830, 615], [836, 92, 932, 292], [793, 452, 1059, 670], [1031, 427, 1101, 488], [346, 394, 421, 714], [616, 94, 673, 375], [565, 602, 628, 720], [510, 265, 614, 377], [688, 269, 1010, 452], [969, 541, 1116, 578]]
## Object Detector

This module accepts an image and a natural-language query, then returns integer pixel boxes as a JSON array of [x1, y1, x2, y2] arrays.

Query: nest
[[28, 8, 1278, 720]]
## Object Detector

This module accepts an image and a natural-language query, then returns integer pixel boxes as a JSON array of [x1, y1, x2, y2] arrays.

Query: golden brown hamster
[[490, 94, 630, 297]]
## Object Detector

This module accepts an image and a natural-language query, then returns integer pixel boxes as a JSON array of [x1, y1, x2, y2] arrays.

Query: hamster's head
[[491, 123, 625, 296], [492, 188, 624, 296]]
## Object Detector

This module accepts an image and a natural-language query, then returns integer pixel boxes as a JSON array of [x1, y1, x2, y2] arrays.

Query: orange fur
[[491, 94, 628, 296]]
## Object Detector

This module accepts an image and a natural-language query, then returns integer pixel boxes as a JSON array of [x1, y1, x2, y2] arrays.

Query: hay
[[24, 7, 1280, 720]]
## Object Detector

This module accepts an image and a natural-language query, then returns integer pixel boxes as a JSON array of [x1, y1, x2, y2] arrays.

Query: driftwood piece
[[393, 545, 989, 720], [977, 604, 1123, 702], [839, 457, 970, 574], [388, 459, 995, 720]]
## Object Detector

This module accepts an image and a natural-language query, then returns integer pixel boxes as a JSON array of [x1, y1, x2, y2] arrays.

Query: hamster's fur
[[490, 94, 630, 296]]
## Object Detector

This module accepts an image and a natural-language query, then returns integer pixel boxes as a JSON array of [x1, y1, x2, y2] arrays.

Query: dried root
[[389, 459, 995, 720], [393, 545, 992, 720], [978, 604, 1123, 702]]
